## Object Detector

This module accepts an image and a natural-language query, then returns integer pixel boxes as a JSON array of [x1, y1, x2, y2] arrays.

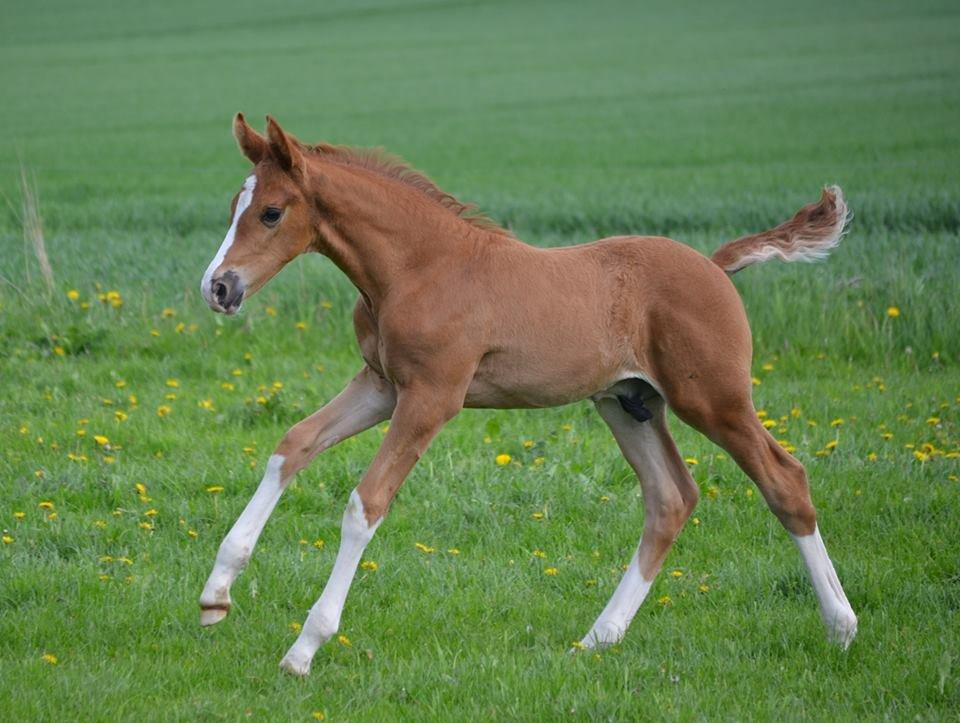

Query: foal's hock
[[198, 114, 857, 676]]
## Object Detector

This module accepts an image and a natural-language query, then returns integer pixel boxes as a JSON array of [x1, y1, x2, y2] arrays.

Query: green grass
[[1, 0, 959, 720]]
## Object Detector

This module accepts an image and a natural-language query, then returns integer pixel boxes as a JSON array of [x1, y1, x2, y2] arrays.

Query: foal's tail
[[711, 186, 849, 275]]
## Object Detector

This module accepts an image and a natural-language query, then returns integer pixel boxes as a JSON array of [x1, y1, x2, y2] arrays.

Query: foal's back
[[459, 233, 751, 410]]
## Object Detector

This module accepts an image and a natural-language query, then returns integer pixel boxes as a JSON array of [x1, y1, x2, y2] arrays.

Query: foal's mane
[[306, 142, 513, 237]]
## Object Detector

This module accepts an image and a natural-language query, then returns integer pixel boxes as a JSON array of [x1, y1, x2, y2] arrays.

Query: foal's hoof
[[826, 608, 858, 649], [200, 605, 230, 627], [279, 651, 312, 677], [578, 620, 624, 650]]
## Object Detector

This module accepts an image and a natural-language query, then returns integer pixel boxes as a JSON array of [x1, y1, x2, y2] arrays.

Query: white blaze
[[201, 174, 257, 305]]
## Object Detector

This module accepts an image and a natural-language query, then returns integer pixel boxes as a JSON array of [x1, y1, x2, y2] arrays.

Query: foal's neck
[[308, 160, 504, 307]]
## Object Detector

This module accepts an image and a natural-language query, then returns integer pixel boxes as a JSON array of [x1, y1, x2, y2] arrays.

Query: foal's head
[[201, 114, 317, 314]]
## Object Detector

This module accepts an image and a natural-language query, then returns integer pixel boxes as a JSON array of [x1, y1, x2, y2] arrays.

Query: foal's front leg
[[279, 385, 460, 676], [199, 367, 396, 625]]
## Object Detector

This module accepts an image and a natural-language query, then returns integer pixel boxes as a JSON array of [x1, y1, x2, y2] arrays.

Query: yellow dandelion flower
[[144, 509, 158, 517], [698, 584, 710, 593], [313, 711, 326, 720], [867, 452, 878, 461], [495, 453, 512, 466], [685, 456, 700, 464], [692, 517, 700, 526], [522, 440, 535, 449], [41, 653, 58, 665], [94, 520, 107, 529], [886, 306, 900, 318], [66, 289, 80, 301], [150, 329, 160, 337], [38, 501, 54, 510], [295, 321, 307, 331], [761, 363, 775, 372], [337, 635, 351, 647], [762, 419, 777, 429], [99, 574, 111, 582], [570, 640, 586, 651], [164, 392, 177, 401], [926, 417, 940, 426], [14, 511, 26, 520], [198, 399, 215, 411], [756, 409, 768, 419], [53, 346, 65, 356], [706, 486, 719, 500], [206, 485, 224, 494], [313, 538, 325, 549], [599, 495, 610, 503], [913, 450, 929, 462], [447, 548, 460, 555], [533, 549, 547, 559], [544, 567, 558, 576], [533, 456, 545, 466], [830, 418, 844, 427], [670, 570, 683, 578], [165, 379, 179, 388], [221, 382, 235, 391], [320, 300, 333, 310], [360, 560, 378, 571], [289, 621, 302, 633], [114, 410, 128, 422], [139, 522, 153, 530], [751, 377, 762, 386], [825, 440, 838, 450], [415, 542, 436, 554], [157, 405, 172, 417], [531, 511, 544, 520], [94, 435, 109, 446], [162, 307, 175, 318], [657, 595, 672, 605], [2, 535, 12, 544]]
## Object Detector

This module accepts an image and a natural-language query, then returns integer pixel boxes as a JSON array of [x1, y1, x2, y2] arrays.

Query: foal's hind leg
[[668, 380, 858, 648], [199, 366, 395, 625], [579, 395, 699, 648]]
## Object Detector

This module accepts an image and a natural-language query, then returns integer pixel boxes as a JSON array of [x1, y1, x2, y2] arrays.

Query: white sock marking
[[201, 174, 256, 305], [581, 551, 653, 647], [791, 525, 858, 647], [281, 489, 381, 675], [200, 454, 285, 609]]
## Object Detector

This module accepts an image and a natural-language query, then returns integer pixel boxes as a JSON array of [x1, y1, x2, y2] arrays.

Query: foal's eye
[[260, 207, 283, 226]]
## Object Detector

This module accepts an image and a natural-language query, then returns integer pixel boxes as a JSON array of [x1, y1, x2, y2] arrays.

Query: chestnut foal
[[199, 114, 857, 676]]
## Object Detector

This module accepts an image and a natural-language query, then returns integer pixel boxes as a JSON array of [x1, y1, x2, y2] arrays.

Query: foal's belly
[[463, 348, 627, 409]]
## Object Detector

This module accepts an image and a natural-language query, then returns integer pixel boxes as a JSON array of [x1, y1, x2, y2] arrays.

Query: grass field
[[2, 0, 959, 719]]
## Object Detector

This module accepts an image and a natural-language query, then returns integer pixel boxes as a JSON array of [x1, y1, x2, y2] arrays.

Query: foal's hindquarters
[[578, 240, 857, 647]]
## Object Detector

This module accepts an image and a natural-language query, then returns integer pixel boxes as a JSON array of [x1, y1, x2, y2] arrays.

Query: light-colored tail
[[711, 186, 849, 274]]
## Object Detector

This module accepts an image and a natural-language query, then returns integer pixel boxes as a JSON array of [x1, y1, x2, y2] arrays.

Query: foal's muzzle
[[208, 270, 244, 314]]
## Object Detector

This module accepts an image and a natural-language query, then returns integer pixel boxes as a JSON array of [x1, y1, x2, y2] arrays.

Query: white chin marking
[[201, 174, 257, 304]]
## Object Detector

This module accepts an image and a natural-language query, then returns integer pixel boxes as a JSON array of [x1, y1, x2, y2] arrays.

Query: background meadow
[[1, 0, 958, 719]]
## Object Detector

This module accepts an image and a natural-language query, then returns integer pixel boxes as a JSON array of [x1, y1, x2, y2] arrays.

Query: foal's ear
[[265, 116, 306, 177], [233, 112, 268, 164]]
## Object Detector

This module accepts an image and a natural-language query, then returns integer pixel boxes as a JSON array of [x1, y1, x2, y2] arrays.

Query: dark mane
[[306, 142, 513, 237]]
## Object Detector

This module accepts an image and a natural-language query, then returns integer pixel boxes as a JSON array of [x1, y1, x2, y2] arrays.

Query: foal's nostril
[[213, 280, 228, 305]]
